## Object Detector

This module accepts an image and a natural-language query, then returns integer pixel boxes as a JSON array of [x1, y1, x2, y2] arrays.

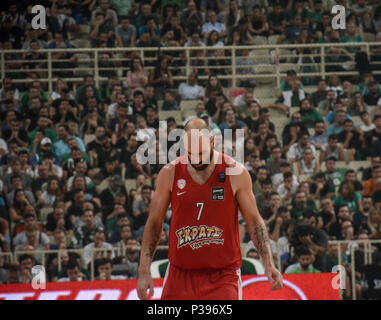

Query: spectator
[[181, 1, 204, 36], [359, 111, 375, 133], [202, 10, 226, 40], [323, 157, 347, 188], [334, 181, 363, 214], [91, 0, 118, 27], [178, 72, 205, 100], [327, 110, 348, 136], [83, 230, 114, 266], [320, 134, 345, 163], [115, 16, 136, 47], [18, 254, 35, 283], [309, 120, 328, 151], [290, 190, 317, 221], [75, 75, 103, 104], [37, 177, 63, 209], [123, 237, 139, 278], [277, 79, 306, 109], [348, 92, 368, 116], [248, 5, 268, 37], [57, 259, 86, 282], [309, 78, 327, 108], [278, 14, 306, 44], [364, 80, 381, 105], [296, 147, 320, 176], [149, 55, 174, 101], [95, 257, 126, 280], [134, 3, 160, 31], [162, 92, 179, 111], [287, 131, 316, 165], [277, 172, 299, 203], [138, 15, 160, 43], [132, 185, 152, 235], [225, 0, 242, 32], [126, 56, 148, 100], [268, 4, 287, 37], [285, 245, 321, 274], [323, 237, 349, 273], [218, 108, 248, 132], [363, 165, 381, 197], [299, 98, 323, 128]]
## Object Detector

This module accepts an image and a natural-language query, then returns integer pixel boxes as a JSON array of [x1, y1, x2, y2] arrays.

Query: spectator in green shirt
[[290, 190, 317, 221], [29, 117, 57, 152], [75, 209, 103, 248], [323, 236, 349, 272], [334, 181, 363, 214], [278, 69, 304, 93], [110, 0, 135, 17], [285, 244, 321, 274], [21, 84, 48, 114], [305, 0, 323, 24], [300, 98, 324, 128], [74, 75, 103, 104], [322, 157, 347, 188], [340, 22, 363, 53]]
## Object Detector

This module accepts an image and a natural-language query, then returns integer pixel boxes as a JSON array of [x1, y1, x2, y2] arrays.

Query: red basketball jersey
[[168, 153, 242, 270]]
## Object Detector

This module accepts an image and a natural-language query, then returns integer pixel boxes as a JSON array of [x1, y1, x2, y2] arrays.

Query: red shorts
[[161, 263, 242, 300]]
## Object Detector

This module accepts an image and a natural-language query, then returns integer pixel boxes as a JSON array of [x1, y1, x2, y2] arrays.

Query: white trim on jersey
[[161, 262, 170, 298], [236, 268, 242, 300]]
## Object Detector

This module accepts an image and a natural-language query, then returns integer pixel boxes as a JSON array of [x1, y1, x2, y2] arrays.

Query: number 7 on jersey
[[196, 202, 204, 221]]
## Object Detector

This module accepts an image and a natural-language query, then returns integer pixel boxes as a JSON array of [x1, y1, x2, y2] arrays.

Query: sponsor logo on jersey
[[176, 225, 224, 250], [211, 187, 224, 200], [177, 179, 186, 190]]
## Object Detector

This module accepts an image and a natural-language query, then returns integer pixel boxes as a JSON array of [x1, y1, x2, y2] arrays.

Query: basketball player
[[137, 118, 283, 300]]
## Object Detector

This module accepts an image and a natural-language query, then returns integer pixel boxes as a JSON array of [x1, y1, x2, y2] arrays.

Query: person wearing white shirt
[[277, 172, 299, 202], [178, 73, 205, 100], [360, 110, 376, 133], [136, 115, 156, 143], [202, 10, 226, 40], [83, 230, 115, 266], [287, 132, 316, 164]]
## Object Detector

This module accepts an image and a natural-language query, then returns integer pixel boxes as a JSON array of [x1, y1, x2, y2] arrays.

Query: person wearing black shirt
[[145, 104, 159, 129], [364, 81, 381, 105], [2, 118, 28, 148], [337, 119, 362, 161]]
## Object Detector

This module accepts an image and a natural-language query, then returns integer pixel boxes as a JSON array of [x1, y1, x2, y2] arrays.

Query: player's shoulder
[[158, 156, 185, 179]]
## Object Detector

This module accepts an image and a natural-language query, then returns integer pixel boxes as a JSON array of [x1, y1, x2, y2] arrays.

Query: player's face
[[185, 131, 214, 171]]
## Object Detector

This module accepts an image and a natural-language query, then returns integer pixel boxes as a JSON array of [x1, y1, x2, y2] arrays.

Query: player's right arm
[[137, 163, 174, 300]]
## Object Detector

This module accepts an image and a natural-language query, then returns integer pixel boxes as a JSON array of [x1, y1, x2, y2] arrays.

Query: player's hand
[[137, 271, 154, 300], [266, 265, 283, 291]]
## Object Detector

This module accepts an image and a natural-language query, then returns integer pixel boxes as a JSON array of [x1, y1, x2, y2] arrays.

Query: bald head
[[183, 118, 214, 171], [184, 118, 209, 132]]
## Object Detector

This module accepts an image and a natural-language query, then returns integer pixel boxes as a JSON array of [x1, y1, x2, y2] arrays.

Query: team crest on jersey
[[177, 179, 186, 190], [176, 225, 224, 250]]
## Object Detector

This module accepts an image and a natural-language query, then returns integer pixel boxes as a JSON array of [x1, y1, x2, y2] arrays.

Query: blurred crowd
[[0, 0, 381, 299]]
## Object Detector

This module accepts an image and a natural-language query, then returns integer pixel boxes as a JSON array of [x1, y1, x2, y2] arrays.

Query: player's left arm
[[231, 161, 283, 291]]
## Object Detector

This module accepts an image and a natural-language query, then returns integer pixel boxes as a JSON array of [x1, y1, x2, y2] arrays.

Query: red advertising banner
[[0, 273, 339, 300]]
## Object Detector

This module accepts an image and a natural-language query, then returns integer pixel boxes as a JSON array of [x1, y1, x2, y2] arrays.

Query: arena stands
[[1, 0, 381, 300]]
